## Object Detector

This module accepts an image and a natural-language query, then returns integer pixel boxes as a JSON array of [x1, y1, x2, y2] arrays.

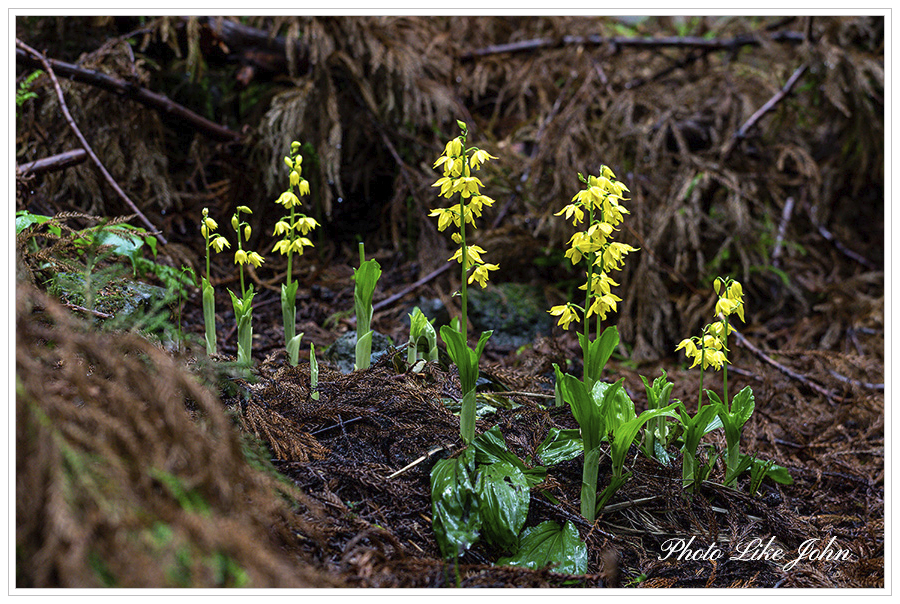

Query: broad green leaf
[[760, 461, 793, 485], [93, 228, 144, 260], [536, 428, 583, 466], [475, 461, 530, 552], [497, 520, 587, 575], [431, 449, 481, 560], [578, 326, 619, 385], [557, 371, 604, 453], [593, 378, 635, 433], [473, 426, 546, 486]]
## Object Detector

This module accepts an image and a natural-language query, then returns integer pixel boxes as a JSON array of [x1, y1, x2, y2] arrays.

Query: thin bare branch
[[16, 39, 168, 246]]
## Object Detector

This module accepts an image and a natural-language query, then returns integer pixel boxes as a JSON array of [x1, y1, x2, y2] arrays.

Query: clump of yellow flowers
[[430, 120, 499, 339], [676, 276, 745, 405], [548, 167, 637, 386], [273, 141, 319, 365], [429, 120, 498, 444]]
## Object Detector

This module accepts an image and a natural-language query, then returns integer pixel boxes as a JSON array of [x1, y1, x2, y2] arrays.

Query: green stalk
[[458, 135, 469, 344], [722, 316, 729, 406], [584, 203, 594, 384]]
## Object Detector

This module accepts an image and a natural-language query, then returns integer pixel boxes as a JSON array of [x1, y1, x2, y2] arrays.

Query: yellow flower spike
[[548, 304, 580, 330], [290, 171, 300, 187], [468, 263, 499, 288], [469, 149, 498, 170], [211, 235, 230, 253], [247, 251, 265, 268], [234, 249, 248, 265]]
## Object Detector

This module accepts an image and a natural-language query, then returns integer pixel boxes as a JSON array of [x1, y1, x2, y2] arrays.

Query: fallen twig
[[731, 327, 841, 402], [723, 63, 808, 158], [15, 45, 240, 143], [387, 443, 454, 479], [772, 196, 796, 267], [17, 149, 87, 175], [17, 39, 168, 246], [460, 30, 804, 61]]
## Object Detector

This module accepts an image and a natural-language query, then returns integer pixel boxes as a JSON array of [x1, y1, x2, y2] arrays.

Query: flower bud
[[285, 156, 293, 169], [291, 141, 301, 153], [290, 171, 300, 187], [202, 207, 209, 217], [237, 205, 252, 214], [244, 225, 252, 240], [231, 215, 239, 230]]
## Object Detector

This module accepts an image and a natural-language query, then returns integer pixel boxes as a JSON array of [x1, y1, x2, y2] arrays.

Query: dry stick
[[730, 327, 840, 402], [17, 40, 168, 246], [17, 149, 87, 175], [771, 196, 796, 268], [14, 46, 240, 143], [723, 63, 808, 159], [460, 30, 805, 61]]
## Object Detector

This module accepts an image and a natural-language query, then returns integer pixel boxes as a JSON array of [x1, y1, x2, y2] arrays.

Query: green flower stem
[[584, 203, 594, 386], [722, 316, 729, 406], [458, 132, 469, 343]]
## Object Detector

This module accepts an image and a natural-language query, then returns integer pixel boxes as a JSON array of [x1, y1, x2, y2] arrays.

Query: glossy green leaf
[[535, 428, 583, 466], [430, 449, 481, 560], [472, 426, 546, 486], [475, 461, 530, 552], [497, 520, 587, 575], [577, 326, 618, 386], [593, 378, 635, 434]]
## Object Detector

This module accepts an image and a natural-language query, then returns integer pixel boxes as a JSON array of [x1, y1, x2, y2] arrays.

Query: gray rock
[[466, 282, 554, 351], [324, 330, 395, 373]]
